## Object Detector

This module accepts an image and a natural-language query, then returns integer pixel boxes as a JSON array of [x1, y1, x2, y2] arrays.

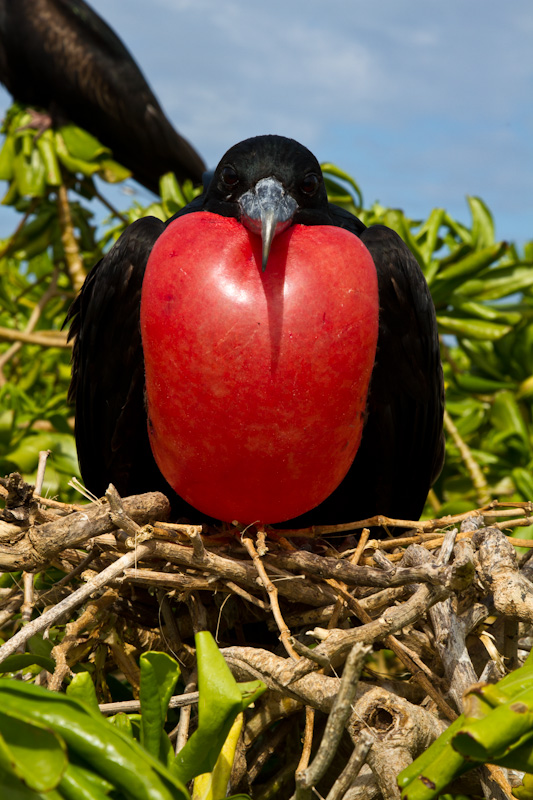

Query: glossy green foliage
[[0, 106, 131, 202], [0, 104, 200, 501], [398, 651, 533, 798], [0, 635, 264, 800]]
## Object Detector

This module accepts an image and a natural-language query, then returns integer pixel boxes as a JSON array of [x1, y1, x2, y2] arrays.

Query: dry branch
[[1, 477, 531, 798]]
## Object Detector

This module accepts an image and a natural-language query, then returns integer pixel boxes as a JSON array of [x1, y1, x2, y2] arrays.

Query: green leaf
[[159, 172, 187, 209], [58, 760, 113, 800], [36, 132, 62, 187], [0, 709, 67, 792], [321, 163, 363, 208], [0, 680, 188, 800], [98, 158, 131, 184], [59, 124, 110, 162], [55, 132, 101, 177], [431, 241, 508, 305], [0, 764, 60, 799], [416, 207, 446, 266], [0, 133, 15, 180], [451, 299, 520, 326], [173, 632, 245, 784], [459, 264, 533, 300], [468, 195, 495, 248], [109, 712, 134, 739], [0, 654, 56, 675], [192, 713, 243, 800], [491, 391, 530, 447], [139, 652, 180, 763], [453, 373, 513, 393], [398, 714, 472, 799], [513, 468, 533, 500], [437, 315, 512, 341], [67, 672, 100, 711], [13, 147, 46, 198], [452, 686, 533, 762]]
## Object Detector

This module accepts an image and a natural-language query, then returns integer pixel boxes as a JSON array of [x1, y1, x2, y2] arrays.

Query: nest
[[1, 471, 533, 800]]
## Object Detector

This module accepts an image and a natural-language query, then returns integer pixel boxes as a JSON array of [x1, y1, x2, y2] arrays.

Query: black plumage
[[67, 135, 445, 526], [0, 0, 205, 192]]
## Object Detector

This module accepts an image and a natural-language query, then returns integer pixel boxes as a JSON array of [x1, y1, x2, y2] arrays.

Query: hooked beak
[[239, 177, 297, 271]]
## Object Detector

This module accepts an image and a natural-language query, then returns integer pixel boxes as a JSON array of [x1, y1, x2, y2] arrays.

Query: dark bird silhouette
[[0, 0, 205, 193], [67, 135, 445, 526]]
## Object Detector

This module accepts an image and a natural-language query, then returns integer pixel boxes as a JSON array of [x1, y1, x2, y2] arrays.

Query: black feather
[[0, 0, 205, 192]]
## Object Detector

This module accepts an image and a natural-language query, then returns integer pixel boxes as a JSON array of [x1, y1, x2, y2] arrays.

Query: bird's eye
[[221, 166, 239, 187], [300, 173, 320, 195]]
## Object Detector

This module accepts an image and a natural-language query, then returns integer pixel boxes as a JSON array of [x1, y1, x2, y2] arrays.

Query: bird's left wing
[[67, 216, 167, 499]]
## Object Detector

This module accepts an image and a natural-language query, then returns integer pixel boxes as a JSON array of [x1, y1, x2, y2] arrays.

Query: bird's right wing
[[67, 216, 167, 499]]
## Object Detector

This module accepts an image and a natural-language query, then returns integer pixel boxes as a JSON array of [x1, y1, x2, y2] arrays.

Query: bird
[[0, 0, 205, 193], [67, 134, 445, 527]]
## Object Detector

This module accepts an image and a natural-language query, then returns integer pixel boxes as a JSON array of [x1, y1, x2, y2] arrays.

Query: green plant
[[0, 632, 265, 799], [398, 650, 533, 798]]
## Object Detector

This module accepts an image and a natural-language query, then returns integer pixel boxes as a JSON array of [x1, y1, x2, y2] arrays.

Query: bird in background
[[0, 0, 206, 193], [67, 134, 445, 528]]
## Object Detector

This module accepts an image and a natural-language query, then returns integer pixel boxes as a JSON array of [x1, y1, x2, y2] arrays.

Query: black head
[[203, 135, 331, 269]]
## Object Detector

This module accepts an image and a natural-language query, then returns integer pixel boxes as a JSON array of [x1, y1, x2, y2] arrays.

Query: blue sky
[[0, 0, 531, 247]]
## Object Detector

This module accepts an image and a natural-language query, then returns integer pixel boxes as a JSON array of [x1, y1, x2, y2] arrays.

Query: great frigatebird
[[67, 135, 445, 526], [0, 0, 205, 193]]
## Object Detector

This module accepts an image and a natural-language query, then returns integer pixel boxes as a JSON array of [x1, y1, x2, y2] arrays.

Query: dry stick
[[56, 182, 86, 293], [242, 533, 299, 660], [175, 678, 198, 754], [157, 590, 196, 671], [248, 717, 298, 784], [19, 573, 35, 637], [35, 450, 51, 497], [0, 595, 24, 629], [297, 706, 315, 777], [90, 184, 129, 224], [0, 327, 70, 348], [184, 524, 207, 560], [17, 451, 53, 646], [294, 643, 371, 800], [325, 729, 374, 800], [99, 689, 200, 716], [125, 540, 337, 609], [329, 529, 370, 629], [224, 580, 270, 610], [426, 526, 479, 711], [269, 549, 452, 591], [444, 409, 491, 506], [287, 578, 452, 685], [0, 543, 153, 662], [474, 526, 533, 623], [106, 628, 142, 694], [416, 527, 514, 800], [240, 532, 318, 777], [277, 500, 522, 538], [0, 489, 169, 572], [0, 482, 84, 513], [333, 586, 456, 722], [49, 588, 118, 691]]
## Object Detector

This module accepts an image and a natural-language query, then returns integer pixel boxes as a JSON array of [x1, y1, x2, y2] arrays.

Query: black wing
[[0, 0, 205, 192], [67, 194, 206, 511], [287, 214, 445, 526], [67, 217, 165, 499]]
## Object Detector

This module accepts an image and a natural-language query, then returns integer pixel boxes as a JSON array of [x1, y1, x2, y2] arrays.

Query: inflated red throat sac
[[140, 210, 379, 524]]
